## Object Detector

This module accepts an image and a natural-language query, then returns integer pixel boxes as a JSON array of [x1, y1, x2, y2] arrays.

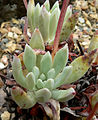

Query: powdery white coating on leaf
[[30, 28, 45, 50], [12, 56, 26, 88], [54, 66, 72, 89], [40, 51, 52, 75], [26, 72, 35, 91], [39, 6, 50, 42], [35, 88, 51, 102], [52, 44, 68, 76], [52, 87, 75, 102], [11, 86, 36, 109], [23, 44, 36, 72]]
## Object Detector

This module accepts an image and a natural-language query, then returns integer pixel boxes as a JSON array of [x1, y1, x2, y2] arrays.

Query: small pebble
[[0, 62, 6, 70], [1, 111, 10, 120], [8, 32, 13, 38], [78, 17, 85, 24], [13, 33, 18, 39], [2, 38, 9, 44]]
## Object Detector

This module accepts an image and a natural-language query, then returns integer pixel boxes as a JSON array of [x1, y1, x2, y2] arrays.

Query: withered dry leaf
[[12, 18, 20, 24], [0, 77, 4, 88], [85, 19, 92, 28], [1, 22, 10, 28], [0, 28, 8, 34]]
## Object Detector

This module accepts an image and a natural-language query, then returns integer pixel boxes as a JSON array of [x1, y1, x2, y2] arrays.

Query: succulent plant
[[12, 43, 75, 109], [27, 0, 77, 44], [11, 28, 97, 109]]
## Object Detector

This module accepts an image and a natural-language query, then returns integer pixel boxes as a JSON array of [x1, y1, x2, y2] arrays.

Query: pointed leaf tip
[[30, 28, 45, 50]]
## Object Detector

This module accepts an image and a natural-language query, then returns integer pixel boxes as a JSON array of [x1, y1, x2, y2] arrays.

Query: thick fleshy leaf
[[52, 88, 75, 102], [49, 8, 60, 40], [36, 54, 43, 68], [66, 49, 97, 84], [26, 72, 35, 91], [52, 44, 68, 76], [44, 78, 54, 90], [36, 79, 44, 89], [27, 0, 35, 31], [30, 28, 45, 50], [60, 13, 78, 42], [54, 66, 72, 89], [34, 3, 40, 28], [40, 52, 52, 74], [39, 6, 50, 42], [11, 86, 36, 109], [35, 88, 51, 102], [23, 44, 36, 72], [39, 73, 46, 81], [44, 0, 50, 11], [50, 1, 59, 13], [32, 66, 40, 81], [88, 34, 98, 52], [64, 5, 72, 23], [12, 56, 26, 88], [47, 68, 55, 79]]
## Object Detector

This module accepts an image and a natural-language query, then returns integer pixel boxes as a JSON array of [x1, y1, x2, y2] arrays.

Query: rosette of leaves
[[27, 0, 77, 43], [11, 29, 97, 109]]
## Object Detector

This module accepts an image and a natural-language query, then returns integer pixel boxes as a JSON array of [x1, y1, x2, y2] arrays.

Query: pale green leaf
[[23, 44, 36, 72], [53, 44, 68, 76]]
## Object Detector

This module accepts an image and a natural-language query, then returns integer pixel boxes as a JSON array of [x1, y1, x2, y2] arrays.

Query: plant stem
[[23, 17, 29, 44], [23, 0, 28, 10], [52, 0, 70, 59], [87, 102, 98, 120]]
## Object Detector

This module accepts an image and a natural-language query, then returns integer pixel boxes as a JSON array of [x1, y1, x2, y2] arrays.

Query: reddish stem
[[23, 17, 29, 44], [52, 0, 70, 59], [23, 0, 28, 10], [87, 102, 98, 120]]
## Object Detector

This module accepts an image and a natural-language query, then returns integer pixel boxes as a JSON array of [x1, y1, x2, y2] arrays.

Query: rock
[[2, 39, 9, 44], [8, 32, 13, 38], [0, 62, 6, 70], [1, 111, 10, 120], [1, 55, 8, 65], [11, 27, 22, 35], [78, 17, 85, 24], [0, 89, 6, 107], [81, 1, 88, 10], [13, 33, 18, 39]]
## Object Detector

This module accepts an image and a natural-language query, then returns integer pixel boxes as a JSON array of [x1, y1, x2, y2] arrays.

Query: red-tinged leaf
[[30, 104, 40, 116], [30, 104, 46, 116], [70, 106, 86, 110], [59, 84, 76, 90], [17, 107, 22, 114]]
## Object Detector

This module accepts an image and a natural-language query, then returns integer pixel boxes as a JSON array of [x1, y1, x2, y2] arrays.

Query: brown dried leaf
[[0, 28, 8, 34]]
